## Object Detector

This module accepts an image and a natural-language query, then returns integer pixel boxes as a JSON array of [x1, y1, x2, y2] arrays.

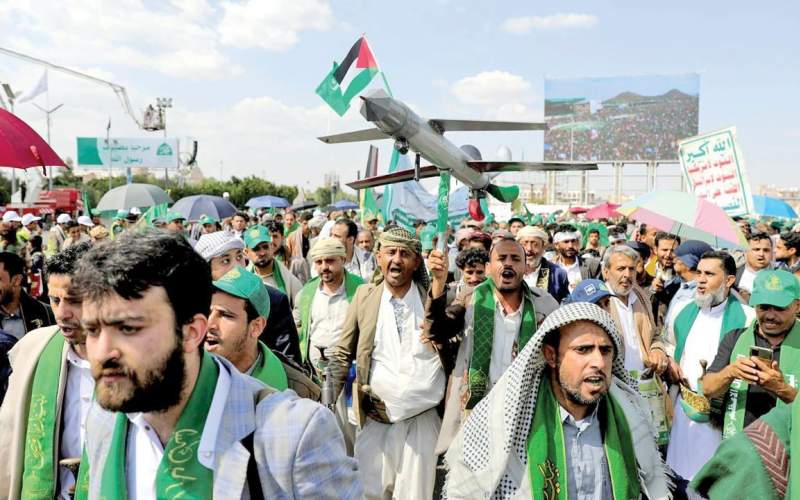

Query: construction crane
[[0, 45, 146, 128]]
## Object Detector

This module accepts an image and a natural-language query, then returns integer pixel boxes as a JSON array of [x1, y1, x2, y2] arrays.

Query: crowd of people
[[545, 93, 699, 161], [0, 202, 799, 499]]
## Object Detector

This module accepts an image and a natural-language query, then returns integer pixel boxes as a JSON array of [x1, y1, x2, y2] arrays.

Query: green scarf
[[527, 378, 640, 500], [673, 295, 747, 363], [467, 280, 537, 409], [96, 352, 218, 499], [298, 272, 363, 363], [20, 333, 66, 499], [272, 261, 287, 294], [723, 320, 800, 439], [250, 341, 288, 390], [284, 222, 299, 237]]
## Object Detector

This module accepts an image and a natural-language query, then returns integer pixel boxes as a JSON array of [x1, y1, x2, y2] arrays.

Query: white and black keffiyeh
[[444, 302, 670, 499]]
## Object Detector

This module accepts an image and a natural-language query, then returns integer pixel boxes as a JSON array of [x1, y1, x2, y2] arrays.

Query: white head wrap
[[308, 237, 346, 262], [515, 226, 548, 242]]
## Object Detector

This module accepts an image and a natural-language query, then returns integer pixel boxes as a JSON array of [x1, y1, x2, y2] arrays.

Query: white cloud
[[502, 13, 597, 34], [218, 0, 333, 51], [451, 71, 533, 105], [0, 0, 334, 80]]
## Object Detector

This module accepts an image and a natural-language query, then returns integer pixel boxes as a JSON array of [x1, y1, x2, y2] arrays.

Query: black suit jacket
[[19, 291, 55, 334], [259, 285, 302, 365]]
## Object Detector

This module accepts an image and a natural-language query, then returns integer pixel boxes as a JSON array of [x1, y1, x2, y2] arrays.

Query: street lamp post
[[156, 97, 172, 183]]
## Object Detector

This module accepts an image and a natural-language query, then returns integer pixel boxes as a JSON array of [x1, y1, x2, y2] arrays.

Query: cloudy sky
[[0, 0, 797, 195]]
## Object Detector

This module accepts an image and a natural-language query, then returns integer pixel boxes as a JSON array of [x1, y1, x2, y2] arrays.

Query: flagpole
[[107, 118, 112, 191]]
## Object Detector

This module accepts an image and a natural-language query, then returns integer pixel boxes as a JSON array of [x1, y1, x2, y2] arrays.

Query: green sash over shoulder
[[273, 262, 287, 294], [674, 295, 748, 363], [250, 340, 289, 390], [723, 320, 800, 438], [298, 272, 363, 363], [467, 280, 536, 409], [527, 378, 639, 500], [91, 352, 219, 499], [20, 332, 66, 498]]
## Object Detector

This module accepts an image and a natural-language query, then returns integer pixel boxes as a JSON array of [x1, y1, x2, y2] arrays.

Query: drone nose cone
[[360, 96, 389, 122]]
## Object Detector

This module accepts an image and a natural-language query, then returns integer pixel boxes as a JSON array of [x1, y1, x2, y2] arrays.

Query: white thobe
[[738, 266, 758, 293], [357, 285, 445, 500], [559, 259, 582, 291], [610, 290, 646, 378], [306, 282, 350, 367], [126, 358, 230, 499], [489, 300, 523, 386], [666, 300, 726, 480], [523, 266, 541, 290], [58, 348, 94, 500]]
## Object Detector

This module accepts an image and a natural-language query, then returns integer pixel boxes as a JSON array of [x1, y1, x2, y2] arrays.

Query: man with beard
[[76, 231, 361, 498], [356, 229, 375, 254], [331, 218, 377, 282], [294, 238, 364, 452], [444, 303, 669, 499], [663, 240, 714, 349], [195, 230, 302, 365], [206, 266, 288, 390], [735, 232, 774, 303], [649, 232, 682, 328], [0, 252, 55, 339], [776, 231, 800, 278], [553, 225, 601, 292], [294, 238, 364, 370], [245, 225, 303, 308], [266, 221, 288, 263], [285, 213, 313, 283], [424, 237, 558, 456], [517, 226, 569, 303], [666, 251, 756, 481], [327, 227, 443, 499], [0, 243, 92, 499], [700, 269, 800, 437], [601, 244, 669, 380]]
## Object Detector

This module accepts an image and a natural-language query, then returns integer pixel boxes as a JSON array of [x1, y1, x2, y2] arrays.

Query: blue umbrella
[[330, 199, 359, 210], [172, 195, 238, 221], [752, 195, 797, 218], [245, 195, 289, 209]]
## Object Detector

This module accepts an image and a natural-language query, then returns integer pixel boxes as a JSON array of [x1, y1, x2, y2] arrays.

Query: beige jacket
[[0, 326, 67, 500]]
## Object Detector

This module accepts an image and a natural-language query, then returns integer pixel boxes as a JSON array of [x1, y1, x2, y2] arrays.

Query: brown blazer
[[328, 281, 434, 428], [605, 284, 666, 362]]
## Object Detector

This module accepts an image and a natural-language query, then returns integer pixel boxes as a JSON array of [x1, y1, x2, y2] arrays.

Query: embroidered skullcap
[[194, 231, 245, 261], [308, 237, 346, 262]]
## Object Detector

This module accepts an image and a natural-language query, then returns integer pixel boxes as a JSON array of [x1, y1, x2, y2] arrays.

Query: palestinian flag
[[316, 36, 380, 116]]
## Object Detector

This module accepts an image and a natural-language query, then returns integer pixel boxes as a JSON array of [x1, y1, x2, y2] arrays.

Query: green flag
[[316, 36, 380, 116]]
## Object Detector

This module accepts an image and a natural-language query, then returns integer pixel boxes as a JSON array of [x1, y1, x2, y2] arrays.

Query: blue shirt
[[560, 404, 613, 500]]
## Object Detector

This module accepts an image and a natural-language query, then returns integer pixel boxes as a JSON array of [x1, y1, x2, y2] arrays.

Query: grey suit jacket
[[82, 355, 362, 499]]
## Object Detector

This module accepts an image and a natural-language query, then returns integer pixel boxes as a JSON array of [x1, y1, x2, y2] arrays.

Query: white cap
[[56, 214, 72, 224], [130, 207, 142, 216], [21, 213, 42, 226], [77, 215, 95, 227], [2, 211, 22, 223]]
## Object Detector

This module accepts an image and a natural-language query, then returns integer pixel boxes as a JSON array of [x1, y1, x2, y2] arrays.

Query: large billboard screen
[[544, 73, 699, 162], [76, 137, 180, 169]]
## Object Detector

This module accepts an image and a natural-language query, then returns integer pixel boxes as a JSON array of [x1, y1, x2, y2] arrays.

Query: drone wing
[[428, 119, 547, 133], [318, 127, 389, 144], [346, 166, 440, 190]]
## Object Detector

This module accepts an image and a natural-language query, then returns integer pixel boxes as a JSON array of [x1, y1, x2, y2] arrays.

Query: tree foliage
[[53, 174, 300, 209]]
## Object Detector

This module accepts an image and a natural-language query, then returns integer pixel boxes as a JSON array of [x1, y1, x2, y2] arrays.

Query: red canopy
[[0, 109, 66, 173], [585, 201, 621, 220], [569, 206, 588, 214]]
